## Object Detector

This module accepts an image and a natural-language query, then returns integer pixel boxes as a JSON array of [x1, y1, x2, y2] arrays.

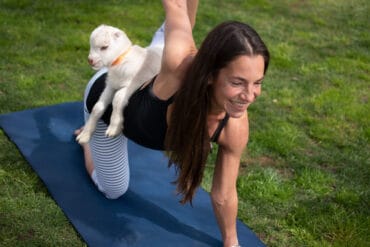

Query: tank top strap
[[210, 113, 230, 143]]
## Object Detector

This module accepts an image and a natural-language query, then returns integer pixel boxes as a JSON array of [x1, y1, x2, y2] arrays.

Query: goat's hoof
[[76, 131, 91, 144], [105, 125, 122, 138]]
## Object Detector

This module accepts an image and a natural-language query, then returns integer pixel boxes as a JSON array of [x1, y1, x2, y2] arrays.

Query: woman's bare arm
[[187, 0, 199, 28], [154, 0, 198, 99], [211, 114, 249, 247], [212, 148, 240, 246]]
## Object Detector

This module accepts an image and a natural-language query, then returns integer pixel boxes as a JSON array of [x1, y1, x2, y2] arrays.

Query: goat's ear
[[114, 31, 122, 39]]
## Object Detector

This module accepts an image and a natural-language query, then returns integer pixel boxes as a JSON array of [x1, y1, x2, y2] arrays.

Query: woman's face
[[210, 55, 265, 118]]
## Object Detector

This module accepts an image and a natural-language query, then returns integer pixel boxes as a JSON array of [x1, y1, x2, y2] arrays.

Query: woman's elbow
[[211, 191, 227, 207], [210, 188, 238, 207]]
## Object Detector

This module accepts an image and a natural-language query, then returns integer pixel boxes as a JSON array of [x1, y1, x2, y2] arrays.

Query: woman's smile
[[230, 99, 248, 109]]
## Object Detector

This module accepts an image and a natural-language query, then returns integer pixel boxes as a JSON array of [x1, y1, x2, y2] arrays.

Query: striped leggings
[[83, 24, 165, 199]]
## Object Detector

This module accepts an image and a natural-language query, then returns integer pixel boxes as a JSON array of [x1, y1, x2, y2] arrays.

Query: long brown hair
[[165, 21, 270, 204]]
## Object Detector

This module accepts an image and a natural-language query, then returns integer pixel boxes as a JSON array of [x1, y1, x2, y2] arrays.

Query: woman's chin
[[226, 107, 247, 118], [225, 103, 248, 118], [227, 111, 245, 118]]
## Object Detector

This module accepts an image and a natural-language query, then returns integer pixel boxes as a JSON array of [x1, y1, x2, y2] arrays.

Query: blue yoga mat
[[0, 102, 265, 247]]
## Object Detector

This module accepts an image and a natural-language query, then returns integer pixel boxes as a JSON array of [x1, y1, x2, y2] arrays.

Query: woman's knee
[[91, 169, 130, 199], [104, 182, 129, 199]]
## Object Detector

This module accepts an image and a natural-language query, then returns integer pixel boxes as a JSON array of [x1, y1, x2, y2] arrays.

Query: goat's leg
[[77, 86, 115, 144], [105, 86, 129, 138]]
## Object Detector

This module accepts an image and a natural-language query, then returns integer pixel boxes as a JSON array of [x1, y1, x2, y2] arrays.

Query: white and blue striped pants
[[83, 23, 165, 199]]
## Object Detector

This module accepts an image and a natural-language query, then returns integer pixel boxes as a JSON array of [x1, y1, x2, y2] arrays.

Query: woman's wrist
[[224, 237, 240, 247]]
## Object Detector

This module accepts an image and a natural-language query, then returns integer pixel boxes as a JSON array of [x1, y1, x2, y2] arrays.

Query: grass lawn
[[0, 0, 369, 246]]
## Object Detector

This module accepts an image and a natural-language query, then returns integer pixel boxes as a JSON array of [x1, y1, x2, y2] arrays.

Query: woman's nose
[[241, 87, 256, 103]]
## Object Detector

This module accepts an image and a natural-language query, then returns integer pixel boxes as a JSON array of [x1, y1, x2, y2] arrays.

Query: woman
[[76, 1, 270, 246]]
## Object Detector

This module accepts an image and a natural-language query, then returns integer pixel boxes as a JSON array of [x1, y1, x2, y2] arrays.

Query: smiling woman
[[80, 19, 270, 247], [76, 0, 270, 246]]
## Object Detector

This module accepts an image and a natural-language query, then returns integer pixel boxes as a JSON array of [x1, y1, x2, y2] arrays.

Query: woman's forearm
[[162, 0, 198, 29], [160, 0, 196, 76], [186, 0, 199, 28], [211, 189, 239, 247]]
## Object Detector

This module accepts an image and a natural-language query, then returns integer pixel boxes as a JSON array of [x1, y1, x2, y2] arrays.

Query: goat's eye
[[100, 46, 108, 51]]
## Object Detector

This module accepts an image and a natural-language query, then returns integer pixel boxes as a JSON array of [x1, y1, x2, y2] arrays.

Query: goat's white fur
[[76, 24, 162, 144]]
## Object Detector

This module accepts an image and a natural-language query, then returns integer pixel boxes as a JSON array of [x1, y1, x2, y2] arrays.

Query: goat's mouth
[[89, 60, 103, 70]]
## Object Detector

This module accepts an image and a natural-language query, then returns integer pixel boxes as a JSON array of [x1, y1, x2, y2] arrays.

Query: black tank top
[[123, 78, 174, 150], [86, 72, 229, 150], [86, 73, 173, 150]]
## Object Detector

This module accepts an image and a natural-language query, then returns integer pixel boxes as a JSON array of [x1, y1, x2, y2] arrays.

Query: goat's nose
[[88, 58, 93, 65]]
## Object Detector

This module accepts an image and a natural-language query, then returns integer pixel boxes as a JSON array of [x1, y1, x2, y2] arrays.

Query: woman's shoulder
[[218, 111, 249, 154], [153, 54, 195, 99]]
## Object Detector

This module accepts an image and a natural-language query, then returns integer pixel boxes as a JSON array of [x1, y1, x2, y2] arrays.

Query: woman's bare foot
[[74, 126, 95, 176]]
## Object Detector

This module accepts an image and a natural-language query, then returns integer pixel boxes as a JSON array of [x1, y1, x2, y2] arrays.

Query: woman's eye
[[231, 81, 242, 86], [100, 46, 108, 51], [255, 81, 263, 86]]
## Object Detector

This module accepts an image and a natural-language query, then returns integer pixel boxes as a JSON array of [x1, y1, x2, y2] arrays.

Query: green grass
[[1, 0, 369, 246]]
